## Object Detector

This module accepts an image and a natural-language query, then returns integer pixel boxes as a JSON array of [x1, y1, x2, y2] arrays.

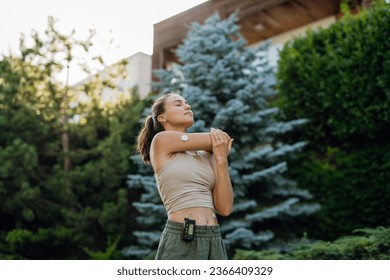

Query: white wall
[[249, 16, 337, 67], [101, 52, 151, 102]]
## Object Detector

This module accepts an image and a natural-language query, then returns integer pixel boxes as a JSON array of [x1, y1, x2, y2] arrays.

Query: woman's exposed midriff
[[168, 207, 217, 225]]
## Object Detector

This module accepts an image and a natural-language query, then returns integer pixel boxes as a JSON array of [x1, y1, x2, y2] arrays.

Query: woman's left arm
[[209, 128, 234, 216]]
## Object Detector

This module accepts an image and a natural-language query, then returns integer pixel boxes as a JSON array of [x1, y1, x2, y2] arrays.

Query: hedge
[[275, 2, 390, 240], [277, 2, 390, 147], [234, 226, 390, 260]]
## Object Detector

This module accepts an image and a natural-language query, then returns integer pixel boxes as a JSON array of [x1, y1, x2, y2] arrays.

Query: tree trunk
[[61, 62, 71, 195]]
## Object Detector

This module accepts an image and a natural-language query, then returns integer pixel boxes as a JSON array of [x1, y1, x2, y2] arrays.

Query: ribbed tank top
[[154, 151, 215, 215]]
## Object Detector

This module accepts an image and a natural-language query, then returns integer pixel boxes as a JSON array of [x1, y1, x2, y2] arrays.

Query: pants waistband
[[164, 220, 222, 238]]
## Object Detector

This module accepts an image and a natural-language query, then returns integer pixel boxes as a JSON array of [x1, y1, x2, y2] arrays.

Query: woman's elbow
[[217, 206, 233, 217]]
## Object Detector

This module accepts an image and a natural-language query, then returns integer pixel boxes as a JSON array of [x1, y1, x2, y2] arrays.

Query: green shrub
[[234, 249, 288, 260], [3, 227, 81, 259], [276, 1, 390, 240], [290, 144, 390, 240], [234, 227, 390, 260], [277, 2, 390, 146]]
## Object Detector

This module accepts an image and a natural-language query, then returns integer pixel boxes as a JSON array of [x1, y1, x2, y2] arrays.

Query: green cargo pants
[[155, 220, 228, 260]]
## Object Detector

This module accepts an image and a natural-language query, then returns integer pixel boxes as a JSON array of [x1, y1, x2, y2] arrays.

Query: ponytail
[[137, 93, 175, 164], [137, 116, 161, 164]]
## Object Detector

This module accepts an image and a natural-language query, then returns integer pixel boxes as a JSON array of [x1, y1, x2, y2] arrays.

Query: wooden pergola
[[152, 0, 342, 72]]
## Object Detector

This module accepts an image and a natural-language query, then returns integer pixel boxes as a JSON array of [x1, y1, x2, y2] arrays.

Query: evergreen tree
[[0, 17, 145, 259], [126, 12, 319, 258]]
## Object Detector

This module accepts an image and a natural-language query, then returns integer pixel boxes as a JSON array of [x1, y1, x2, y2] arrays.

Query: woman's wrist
[[214, 157, 228, 165]]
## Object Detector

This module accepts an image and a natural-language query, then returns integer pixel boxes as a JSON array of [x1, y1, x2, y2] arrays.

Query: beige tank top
[[154, 151, 215, 215]]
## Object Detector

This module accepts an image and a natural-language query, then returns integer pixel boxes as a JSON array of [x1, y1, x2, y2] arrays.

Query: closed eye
[[174, 100, 187, 106], [172, 99, 190, 109]]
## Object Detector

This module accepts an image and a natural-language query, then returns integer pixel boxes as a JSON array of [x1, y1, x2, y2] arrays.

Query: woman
[[137, 93, 234, 260]]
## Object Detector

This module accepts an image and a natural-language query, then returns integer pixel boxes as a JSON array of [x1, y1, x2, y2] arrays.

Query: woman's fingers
[[210, 128, 233, 155], [228, 138, 234, 153], [212, 128, 230, 142]]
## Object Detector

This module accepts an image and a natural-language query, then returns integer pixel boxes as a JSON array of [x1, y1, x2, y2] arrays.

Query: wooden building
[[152, 0, 343, 72]]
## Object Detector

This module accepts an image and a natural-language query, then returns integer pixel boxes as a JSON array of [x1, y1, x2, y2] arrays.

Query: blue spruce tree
[[125, 12, 320, 259]]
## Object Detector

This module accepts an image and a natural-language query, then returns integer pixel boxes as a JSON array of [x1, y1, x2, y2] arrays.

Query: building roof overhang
[[152, 0, 341, 70]]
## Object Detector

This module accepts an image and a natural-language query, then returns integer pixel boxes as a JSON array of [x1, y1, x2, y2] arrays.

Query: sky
[[0, 0, 208, 83]]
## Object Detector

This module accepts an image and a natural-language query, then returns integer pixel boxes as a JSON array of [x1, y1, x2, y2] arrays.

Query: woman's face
[[160, 94, 193, 130]]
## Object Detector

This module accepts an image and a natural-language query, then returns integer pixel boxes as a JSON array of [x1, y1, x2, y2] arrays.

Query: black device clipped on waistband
[[183, 218, 196, 242]]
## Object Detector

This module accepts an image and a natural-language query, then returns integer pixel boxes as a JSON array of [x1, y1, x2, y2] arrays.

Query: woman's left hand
[[210, 128, 233, 163]]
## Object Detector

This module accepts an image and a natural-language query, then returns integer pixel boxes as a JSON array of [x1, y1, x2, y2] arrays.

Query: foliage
[[0, 17, 146, 259], [234, 226, 390, 260], [82, 235, 122, 260], [277, 2, 390, 147], [126, 12, 319, 259], [289, 144, 390, 240], [276, 1, 390, 240]]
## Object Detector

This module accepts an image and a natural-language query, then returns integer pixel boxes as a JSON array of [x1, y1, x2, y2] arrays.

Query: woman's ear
[[157, 115, 167, 124]]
